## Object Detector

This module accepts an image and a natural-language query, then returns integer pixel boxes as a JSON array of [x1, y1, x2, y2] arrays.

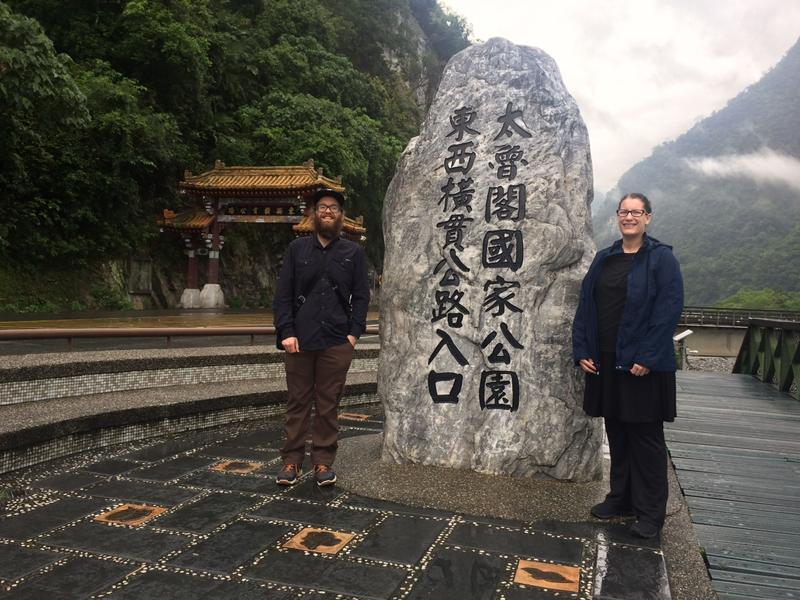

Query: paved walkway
[[666, 372, 800, 600], [0, 405, 673, 599]]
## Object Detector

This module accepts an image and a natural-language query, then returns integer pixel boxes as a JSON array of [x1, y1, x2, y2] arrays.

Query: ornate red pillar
[[207, 220, 220, 285], [199, 219, 225, 308], [179, 234, 202, 308]]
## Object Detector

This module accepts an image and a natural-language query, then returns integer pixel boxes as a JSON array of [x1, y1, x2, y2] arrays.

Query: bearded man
[[273, 188, 370, 486]]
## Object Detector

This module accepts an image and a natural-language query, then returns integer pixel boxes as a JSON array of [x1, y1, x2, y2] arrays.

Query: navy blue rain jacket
[[572, 235, 684, 372]]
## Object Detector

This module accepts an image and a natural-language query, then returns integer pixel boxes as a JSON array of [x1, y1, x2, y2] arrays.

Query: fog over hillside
[[595, 37, 800, 305]]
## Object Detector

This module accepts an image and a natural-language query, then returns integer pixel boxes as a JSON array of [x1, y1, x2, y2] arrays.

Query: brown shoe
[[314, 464, 337, 487], [276, 463, 301, 486]]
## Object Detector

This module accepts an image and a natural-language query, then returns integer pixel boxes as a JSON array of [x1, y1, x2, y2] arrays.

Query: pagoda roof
[[179, 160, 345, 198], [157, 208, 214, 232]]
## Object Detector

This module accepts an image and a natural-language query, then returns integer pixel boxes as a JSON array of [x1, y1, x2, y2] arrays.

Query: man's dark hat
[[310, 188, 345, 206]]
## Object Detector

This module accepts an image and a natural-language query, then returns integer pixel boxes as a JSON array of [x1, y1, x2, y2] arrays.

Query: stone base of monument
[[199, 284, 224, 309], [179, 288, 201, 308]]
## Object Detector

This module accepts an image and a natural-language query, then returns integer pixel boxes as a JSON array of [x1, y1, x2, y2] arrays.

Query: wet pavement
[[0, 405, 673, 599]]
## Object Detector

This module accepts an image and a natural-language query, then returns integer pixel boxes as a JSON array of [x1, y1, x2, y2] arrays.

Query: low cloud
[[685, 148, 800, 191]]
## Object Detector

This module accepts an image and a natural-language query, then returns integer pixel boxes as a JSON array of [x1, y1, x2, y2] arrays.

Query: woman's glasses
[[616, 209, 647, 217]]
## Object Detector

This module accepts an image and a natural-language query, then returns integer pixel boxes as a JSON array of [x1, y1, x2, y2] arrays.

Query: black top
[[594, 252, 635, 352], [273, 236, 370, 352]]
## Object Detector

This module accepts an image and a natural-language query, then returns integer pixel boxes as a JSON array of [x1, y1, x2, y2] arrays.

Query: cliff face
[[381, 8, 437, 109]]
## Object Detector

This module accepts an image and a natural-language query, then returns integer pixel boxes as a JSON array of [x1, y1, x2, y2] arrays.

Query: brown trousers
[[281, 342, 354, 466]]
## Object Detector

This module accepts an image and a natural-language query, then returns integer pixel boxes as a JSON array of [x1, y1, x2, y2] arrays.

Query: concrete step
[[0, 346, 379, 474]]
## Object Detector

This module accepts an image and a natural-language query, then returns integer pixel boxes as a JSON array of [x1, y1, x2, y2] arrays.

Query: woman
[[572, 192, 683, 539]]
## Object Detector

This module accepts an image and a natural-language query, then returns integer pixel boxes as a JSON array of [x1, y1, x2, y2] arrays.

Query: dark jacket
[[273, 235, 370, 352], [572, 235, 683, 372]]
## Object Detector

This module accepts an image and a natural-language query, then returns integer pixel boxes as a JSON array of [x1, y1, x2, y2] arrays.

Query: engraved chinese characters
[[428, 104, 530, 411], [379, 38, 602, 481]]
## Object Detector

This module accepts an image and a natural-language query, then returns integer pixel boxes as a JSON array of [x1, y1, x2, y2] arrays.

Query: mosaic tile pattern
[[0, 358, 379, 406], [210, 460, 263, 474], [283, 527, 354, 554], [95, 504, 168, 527], [514, 559, 580, 592], [0, 407, 671, 599]]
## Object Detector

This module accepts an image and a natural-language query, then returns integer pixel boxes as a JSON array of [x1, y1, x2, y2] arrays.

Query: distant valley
[[593, 37, 800, 305]]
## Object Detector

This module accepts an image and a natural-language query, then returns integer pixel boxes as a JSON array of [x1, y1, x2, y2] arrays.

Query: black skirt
[[583, 352, 676, 423]]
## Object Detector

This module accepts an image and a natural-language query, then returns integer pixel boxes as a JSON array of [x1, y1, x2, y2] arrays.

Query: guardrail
[[680, 307, 800, 327], [733, 319, 800, 400], [0, 325, 380, 351]]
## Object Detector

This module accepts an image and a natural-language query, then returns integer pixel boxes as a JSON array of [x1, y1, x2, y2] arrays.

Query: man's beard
[[314, 213, 344, 240]]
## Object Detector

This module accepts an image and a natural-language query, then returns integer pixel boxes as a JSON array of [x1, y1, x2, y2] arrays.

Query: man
[[273, 188, 370, 486]]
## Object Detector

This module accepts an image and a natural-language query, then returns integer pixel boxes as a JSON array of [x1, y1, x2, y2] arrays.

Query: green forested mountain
[[0, 0, 469, 311], [594, 37, 800, 305]]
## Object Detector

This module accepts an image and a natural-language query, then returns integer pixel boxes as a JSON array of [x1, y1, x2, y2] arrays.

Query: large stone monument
[[379, 38, 602, 481]]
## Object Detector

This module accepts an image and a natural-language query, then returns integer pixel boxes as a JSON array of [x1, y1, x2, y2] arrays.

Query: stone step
[[0, 345, 379, 474], [0, 345, 379, 407]]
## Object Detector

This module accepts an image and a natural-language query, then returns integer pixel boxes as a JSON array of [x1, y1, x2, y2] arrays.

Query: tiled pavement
[[0, 407, 670, 599]]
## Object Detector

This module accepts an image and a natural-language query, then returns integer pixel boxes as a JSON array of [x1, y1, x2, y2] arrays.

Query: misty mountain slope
[[595, 37, 800, 305]]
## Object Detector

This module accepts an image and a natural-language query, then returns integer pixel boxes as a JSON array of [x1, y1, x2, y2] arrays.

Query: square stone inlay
[[339, 412, 370, 421], [514, 559, 580, 592], [283, 527, 354, 554], [210, 459, 263, 474], [94, 503, 168, 527]]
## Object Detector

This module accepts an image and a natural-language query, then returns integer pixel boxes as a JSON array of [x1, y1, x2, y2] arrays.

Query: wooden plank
[[670, 419, 800, 435], [675, 477, 800, 503], [668, 421, 800, 438], [689, 510, 800, 535], [684, 488, 800, 511], [707, 555, 800, 580], [666, 432, 800, 456], [686, 496, 800, 518], [669, 372, 800, 600], [670, 446, 800, 462], [703, 541, 800, 569], [693, 522, 800, 548], [673, 461, 798, 481], [672, 458, 798, 481], [713, 579, 798, 599], [676, 472, 800, 495], [709, 569, 800, 592]]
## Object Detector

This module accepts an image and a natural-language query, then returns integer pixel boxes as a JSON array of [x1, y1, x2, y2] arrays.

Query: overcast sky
[[441, 0, 800, 192]]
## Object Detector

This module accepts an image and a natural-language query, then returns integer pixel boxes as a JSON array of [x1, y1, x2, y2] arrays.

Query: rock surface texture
[[379, 38, 601, 481]]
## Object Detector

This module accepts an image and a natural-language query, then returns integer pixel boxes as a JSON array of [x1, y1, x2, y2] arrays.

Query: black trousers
[[604, 418, 668, 527]]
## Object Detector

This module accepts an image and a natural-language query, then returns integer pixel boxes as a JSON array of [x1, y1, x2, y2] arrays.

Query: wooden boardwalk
[[667, 371, 800, 600]]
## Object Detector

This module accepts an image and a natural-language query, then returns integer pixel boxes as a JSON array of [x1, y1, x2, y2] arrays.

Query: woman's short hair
[[618, 192, 652, 214]]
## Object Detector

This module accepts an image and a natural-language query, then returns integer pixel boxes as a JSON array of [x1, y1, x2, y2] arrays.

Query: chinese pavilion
[[158, 160, 367, 308]]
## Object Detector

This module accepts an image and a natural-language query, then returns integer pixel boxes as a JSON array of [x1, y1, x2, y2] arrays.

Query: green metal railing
[[733, 319, 800, 400], [680, 306, 800, 327]]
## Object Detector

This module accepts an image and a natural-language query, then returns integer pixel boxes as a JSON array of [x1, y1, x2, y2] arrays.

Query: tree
[[0, 1, 88, 258]]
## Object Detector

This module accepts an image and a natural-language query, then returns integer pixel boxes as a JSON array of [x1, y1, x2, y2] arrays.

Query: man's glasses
[[316, 205, 341, 214], [616, 209, 647, 217]]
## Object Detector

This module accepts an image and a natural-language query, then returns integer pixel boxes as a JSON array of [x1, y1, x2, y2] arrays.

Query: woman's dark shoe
[[590, 500, 636, 519], [630, 520, 661, 539]]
